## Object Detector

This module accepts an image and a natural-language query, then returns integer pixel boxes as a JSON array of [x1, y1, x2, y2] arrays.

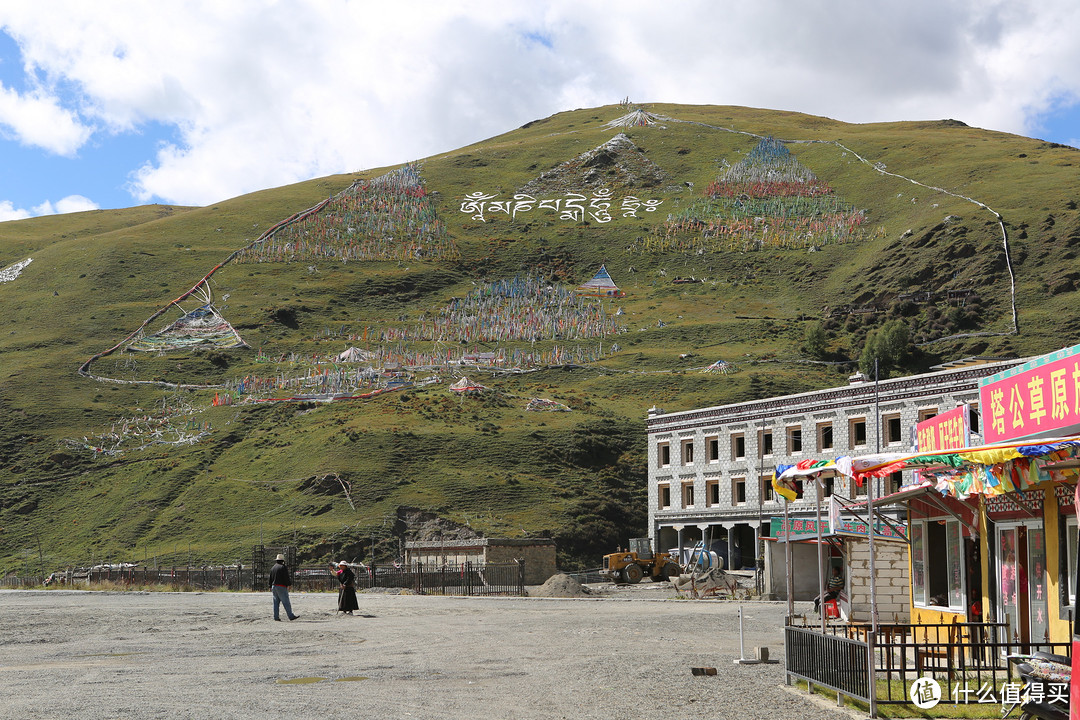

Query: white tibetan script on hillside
[[460, 189, 663, 223], [0, 257, 32, 283]]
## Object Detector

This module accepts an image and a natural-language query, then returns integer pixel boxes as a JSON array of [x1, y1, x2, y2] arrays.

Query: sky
[[0, 0, 1078, 222]]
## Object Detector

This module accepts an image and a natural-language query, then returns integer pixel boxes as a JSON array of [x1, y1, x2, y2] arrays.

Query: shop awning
[[775, 435, 1080, 502], [774, 529, 907, 544]]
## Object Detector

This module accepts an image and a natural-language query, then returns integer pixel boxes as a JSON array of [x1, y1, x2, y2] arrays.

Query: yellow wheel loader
[[601, 537, 681, 584]]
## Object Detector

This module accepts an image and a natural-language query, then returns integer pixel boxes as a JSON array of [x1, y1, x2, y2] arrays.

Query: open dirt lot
[[0, 586, 861, 720]]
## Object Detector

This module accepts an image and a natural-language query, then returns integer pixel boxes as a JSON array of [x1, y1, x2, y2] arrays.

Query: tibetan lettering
[[460, 190, 663, 223]]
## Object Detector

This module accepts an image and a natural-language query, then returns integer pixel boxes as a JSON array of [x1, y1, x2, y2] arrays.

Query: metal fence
[[787, 618, 1072, 706], [785, 624, 871, 704], [562, 568, 607, 584], [84, 566, 248, 590], [335, 561, 526, 597], [4, 560, 527, 598]]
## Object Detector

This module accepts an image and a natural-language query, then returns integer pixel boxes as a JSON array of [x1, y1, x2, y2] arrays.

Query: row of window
[[656, 407, 974, 468], [657, 477, 770, 510], [656, 472, 906, 509]]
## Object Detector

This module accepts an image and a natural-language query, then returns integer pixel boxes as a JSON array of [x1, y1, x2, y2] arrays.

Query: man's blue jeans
[[272, 585, 295, 620]]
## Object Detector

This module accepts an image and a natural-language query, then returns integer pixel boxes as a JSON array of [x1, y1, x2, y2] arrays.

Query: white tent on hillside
[[575, 265, 625, 298], [336, 347, 369, 363]]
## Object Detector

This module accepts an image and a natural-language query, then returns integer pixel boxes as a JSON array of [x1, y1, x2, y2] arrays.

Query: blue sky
[[0, 1, 1077, 221]]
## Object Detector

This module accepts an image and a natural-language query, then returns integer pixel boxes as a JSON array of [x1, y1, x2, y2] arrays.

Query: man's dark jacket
[[269, 561, 292, 588]]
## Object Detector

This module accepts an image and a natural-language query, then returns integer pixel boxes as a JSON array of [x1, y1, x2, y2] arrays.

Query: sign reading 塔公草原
[[978, 343, 1080, 444]]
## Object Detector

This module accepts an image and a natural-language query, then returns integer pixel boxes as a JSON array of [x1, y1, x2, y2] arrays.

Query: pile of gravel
[[529, 574, 590, 598]]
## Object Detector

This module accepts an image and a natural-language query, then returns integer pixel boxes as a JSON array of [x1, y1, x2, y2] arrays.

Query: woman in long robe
[[335, 561, 359, 615]]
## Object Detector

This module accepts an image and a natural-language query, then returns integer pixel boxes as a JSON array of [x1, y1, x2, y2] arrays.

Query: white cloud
[[33, 194, 98, 215], [0, 83, 90, 155], [0, 194, 98, 222], [0, 1, 1078, 206], [0, 199, 30, 222]]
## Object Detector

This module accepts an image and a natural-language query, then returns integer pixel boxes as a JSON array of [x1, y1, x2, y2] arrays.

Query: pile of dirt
[[529, 573, 590, 598]]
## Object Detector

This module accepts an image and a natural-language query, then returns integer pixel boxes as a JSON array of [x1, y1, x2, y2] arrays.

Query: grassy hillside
[[2, 103, 1079, 573]]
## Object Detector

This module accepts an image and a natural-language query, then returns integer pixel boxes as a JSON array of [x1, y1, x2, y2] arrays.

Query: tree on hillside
[[859, 320, 911, 379], [802, 321, 827, 359]]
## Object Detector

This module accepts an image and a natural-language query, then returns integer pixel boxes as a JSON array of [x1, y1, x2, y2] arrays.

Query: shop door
[[996, 522, 1048, 645]]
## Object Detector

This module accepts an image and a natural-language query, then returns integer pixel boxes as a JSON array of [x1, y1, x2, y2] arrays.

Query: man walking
[[269, 553, 299, 621]]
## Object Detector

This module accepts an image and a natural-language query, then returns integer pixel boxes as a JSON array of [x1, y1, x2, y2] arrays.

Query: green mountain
[[2, 103, 1079, 573]]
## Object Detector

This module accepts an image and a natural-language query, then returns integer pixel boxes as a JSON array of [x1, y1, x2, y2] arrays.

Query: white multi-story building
[[646, 357, 1024, 575]]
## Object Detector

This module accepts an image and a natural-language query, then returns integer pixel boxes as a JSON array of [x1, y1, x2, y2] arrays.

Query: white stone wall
[[846, 537, 911, 623]]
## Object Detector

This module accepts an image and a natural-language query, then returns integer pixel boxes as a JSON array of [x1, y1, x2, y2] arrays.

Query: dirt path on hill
[[0, 587, 861, 720]]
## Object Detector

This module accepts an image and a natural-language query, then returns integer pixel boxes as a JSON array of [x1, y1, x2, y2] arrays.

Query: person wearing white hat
[[269, 553, 299, 621], [333, 560, 359, 615]]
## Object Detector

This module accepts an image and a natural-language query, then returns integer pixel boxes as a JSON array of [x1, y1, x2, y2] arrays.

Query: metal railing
[[86, 566, 247, 590], [785, 624, 871, 703], [788, 618, 1071, 705], [290, 562, 527, 596], [562, 568, 607, 584], [291, 562, 525, 596], [7, 560, 528, 598]]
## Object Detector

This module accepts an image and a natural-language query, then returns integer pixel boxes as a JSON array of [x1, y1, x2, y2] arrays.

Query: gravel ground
[[0, 585, 864, 720]]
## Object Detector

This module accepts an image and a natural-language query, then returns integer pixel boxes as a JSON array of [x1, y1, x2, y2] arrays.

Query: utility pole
[[866, 357, 881, 719], [757, 417, 765, 596]]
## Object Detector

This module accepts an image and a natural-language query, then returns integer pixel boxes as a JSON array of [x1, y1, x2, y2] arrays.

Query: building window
[[681, 439, 694, 465], [851, 478, 867, 497], [822, 475, 834, 497], [706, 479, 720, 507], [683, 483, 695, 508], [817, 422, 834, 451], [658, 442, 671, 468], [918, 407, 939, 423], [731, 433, 746, 460], [970, 403, 980, 434], [849, 418, 867, 448], [731, 477, 746, 506], [911, 518, 964, 610], [787, 426, 803, 453], [659, 485, 671, 509], [706, 436, 719, 463], [886, 471, 903, 494], [758, 428, 774, 457], [759, 475, 773, 504], [884, 413, 903, 445]]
